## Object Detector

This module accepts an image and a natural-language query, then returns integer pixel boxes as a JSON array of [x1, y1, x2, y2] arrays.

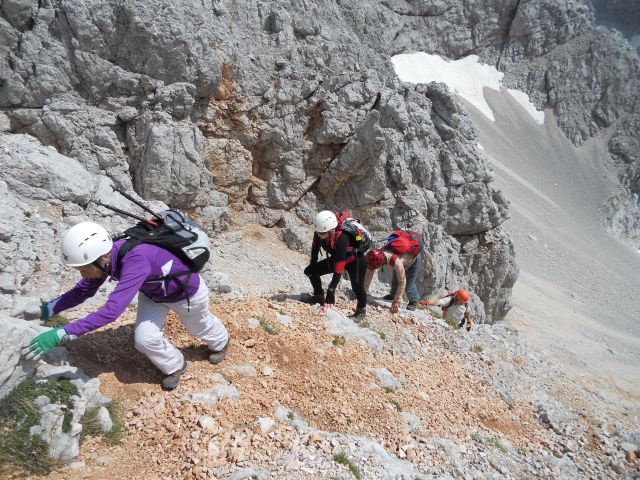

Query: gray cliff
[[1, 0, 637, 325]]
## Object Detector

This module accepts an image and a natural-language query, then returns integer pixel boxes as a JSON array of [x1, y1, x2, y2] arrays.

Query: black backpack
[[98, 191, 211, 300], [114, 210, 210, 275], [335, 210, 372, 255], [113, 210, 210, 303]]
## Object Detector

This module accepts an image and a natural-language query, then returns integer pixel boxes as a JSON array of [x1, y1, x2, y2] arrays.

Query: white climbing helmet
[[314, 210, 338, 233], [61, 222, 113, 267]]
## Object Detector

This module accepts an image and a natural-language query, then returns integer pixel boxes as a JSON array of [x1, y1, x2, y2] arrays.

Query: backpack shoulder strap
[[389, 254, 398, 267], [114, 238, 142, 279]]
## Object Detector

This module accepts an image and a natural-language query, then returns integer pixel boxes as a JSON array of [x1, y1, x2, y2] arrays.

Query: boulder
[[0, 314, 47, 399]]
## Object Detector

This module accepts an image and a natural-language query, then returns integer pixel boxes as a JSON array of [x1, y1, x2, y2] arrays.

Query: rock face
[[591, 0, 640, 50], [0, 0, 511, 323], [488, 0, 640, 249], [0, 314, 47, 399], [0, 0, 637, 323]]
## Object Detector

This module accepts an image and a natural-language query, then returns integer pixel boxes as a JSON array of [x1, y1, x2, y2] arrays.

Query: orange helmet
[[367, 249, 385, 270], [455, 289, 470, 303]]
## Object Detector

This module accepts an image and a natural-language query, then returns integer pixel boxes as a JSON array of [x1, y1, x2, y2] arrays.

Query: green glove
[[22, 327, 68, 361], [40, 303, 50, 322]]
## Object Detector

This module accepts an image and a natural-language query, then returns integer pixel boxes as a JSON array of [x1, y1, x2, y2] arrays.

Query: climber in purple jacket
[[22, 222, 229, 390]]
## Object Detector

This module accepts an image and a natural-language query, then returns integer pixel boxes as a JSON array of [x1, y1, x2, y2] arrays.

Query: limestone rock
[[371, 368, 402, 390], [96, 406, 113, 433], [201, 270, 234, 294], [1, 0, 637, 323], [0, 315, 47, 399], [323, 308, 382, 353]]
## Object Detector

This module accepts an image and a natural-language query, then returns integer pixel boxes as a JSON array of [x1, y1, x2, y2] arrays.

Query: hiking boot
[[208, 339, 229, 365], [382, 294, 394, 301], [406, 302, 418, 311], [301, 293, 325, 305], [350, 308, 367, 323], [161, 360, 187, 390]]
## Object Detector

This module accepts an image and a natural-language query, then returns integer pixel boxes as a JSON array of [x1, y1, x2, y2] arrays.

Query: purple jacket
[[57, 240, 200, 336]]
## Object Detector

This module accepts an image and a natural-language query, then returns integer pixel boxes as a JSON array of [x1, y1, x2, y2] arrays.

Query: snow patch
[[507, 88, 545, 125], [391, 52, 545, 124]]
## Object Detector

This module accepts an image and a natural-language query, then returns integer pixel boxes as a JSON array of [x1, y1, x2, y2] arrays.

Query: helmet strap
[[92, 258, 110, 277]]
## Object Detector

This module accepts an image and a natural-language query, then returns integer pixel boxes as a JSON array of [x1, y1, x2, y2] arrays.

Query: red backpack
[[383, 230, 425, 256]]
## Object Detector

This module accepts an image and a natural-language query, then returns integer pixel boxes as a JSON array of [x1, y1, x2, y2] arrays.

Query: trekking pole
[[114, 188, 164, 221], [95, 201, 159, 227]]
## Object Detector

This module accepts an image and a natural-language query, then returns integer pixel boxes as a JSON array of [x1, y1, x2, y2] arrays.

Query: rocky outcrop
[[2, 0, 636, 317], [0, 0, 521, 322], [591, 0, 640, 49], [0, 313, 46, 399], [0, 132, 229, 311], [194, 2, 517, 321], [486, 0, 640, 249], [0, 314, 113, 461]]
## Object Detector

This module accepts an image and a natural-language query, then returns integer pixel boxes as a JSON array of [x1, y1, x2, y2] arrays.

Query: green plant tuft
[[487, 437, 508, 453], [0, 378, 79, 474], [390, 399, 402, 412], [383, 386, 395, 394], [259, 318, 278, 335], [45, 314, 71, 328], [333, 452, 361, 479], [80, 400, 124, 445], [332, 335, 346, 347]]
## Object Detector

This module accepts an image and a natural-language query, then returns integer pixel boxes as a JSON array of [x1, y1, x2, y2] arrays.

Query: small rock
[[198, 415, 216, 432], [96, 406, 113, 433], [610, 461, 626, 474], [69, 460, 85, 470], [620, 442, 638, 455], [33, 395, 51, 408], [96, 456, 112, 466], [261, 366, 274, 376], [276, 313, 294, 325], [226, 364, 257, 377], [247, 318, 260, 329], [256, 416, 276, 434], [208, 441, 220, 457], [211, 373, 229, 385], [243, 339, 257, 348]]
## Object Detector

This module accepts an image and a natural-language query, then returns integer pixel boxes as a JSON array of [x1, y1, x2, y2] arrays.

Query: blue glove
[[22, 327, 70, 361], [40, 303, 50, 321]]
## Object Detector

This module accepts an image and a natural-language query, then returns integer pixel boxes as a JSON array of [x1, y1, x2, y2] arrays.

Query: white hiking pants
[[134, 280, 229, 375]]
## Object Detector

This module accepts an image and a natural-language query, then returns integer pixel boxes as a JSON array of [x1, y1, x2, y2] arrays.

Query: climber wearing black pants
[[303, 211, 368, 320]]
